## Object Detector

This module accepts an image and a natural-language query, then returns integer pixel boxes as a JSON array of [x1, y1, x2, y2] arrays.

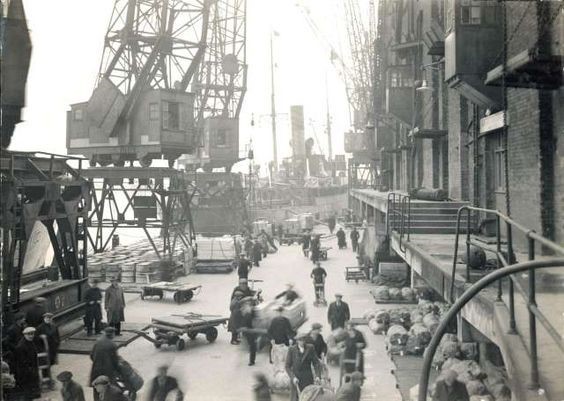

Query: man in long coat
[[105, 277, 125, 335], [336, 228, 347, 249], [350, 227, 360, 252], [252, 240, 262, 267], [285, 333, 322, 401], [89, 327, 121, 388], [327, 294, 350, 330], [37, 312, 60, 365], [237, 253, 252, 280], [84, 279, 103, 335], [310, 235, 321, 263], [343, 321, 367, 374], [228, 291, 244, 345], [14, 327, 41, 401]]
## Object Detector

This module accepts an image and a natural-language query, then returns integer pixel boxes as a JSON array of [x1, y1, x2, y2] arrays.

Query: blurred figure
[[301, 231, 311, 257], [57, 371, 85, 401], [311, 262, 327, 304], [240, 300, 257, 366], [37, 312, 60, 365], [336, 228, 347, 249], [275, 283, 299, 305], [147, 365, 183, 401], [237, 253, 252, 280], [432, 369, 469, 401], [231, 278, 254, 299], [105, 277, 125, 336], [268, 306, 294, 347], [244, 237, 254, 259], [307, 323, 327, 360], [25, 297, 47, 328], [2, 360, 16, 401], [285, 333, 322, 401], [335, 371, 363, 401], [90, 327, 121, 390], [327, 215, 336, 234], [5, 312, 26, 356], [310, 235, 321, 263], [13, 327, 41, 401], [327, 294, 350, 330], [350, 227, 360, 253], [228, 290, 244, 345], [252, 240, 262, 267], [253, 373, 271, 401], [85, 278, 103, 336], [92, 375, 128, 401], [343, 321, 366, 374]]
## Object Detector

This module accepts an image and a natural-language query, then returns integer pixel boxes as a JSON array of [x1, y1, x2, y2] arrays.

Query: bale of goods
[[405, 334, 425, 356], [409, 323, 432, 346], [326, 329, 347, 364], [386, 325, 409, 346], [368, 318, 387, 335], [389, 308, 412, 328], [372, 286, 390, 300], [422, 313, 440, 333], [388, 287, 402, 300], [373, 270, 408, 288], [466, 380, 487, 396], [460, 342, 478, 361], [362, 310, 378, 321], [434, 302, 450, 316], [299, 384, 335, 401], [410, 310, 424, 324], [441, 357, 462, 372], [450, 359, 485, 383], [401, 287, 415, 301], [270, 371, 291, 393], [375, 310, 390, 325], [417, 300, 436, 315]]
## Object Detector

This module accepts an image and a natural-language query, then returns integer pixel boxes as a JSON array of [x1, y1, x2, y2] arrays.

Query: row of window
[[445, 0, 500, 31]]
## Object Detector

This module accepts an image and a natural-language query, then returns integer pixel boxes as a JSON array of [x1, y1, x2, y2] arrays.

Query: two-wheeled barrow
[[140, 281, 202, 304]]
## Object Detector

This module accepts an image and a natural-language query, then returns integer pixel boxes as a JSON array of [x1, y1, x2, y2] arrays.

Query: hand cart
[[344, 267, 368, 283], [140, 281, 202, 304], [135, 312, 228, 351], [313, 282, 327, 306], [319, 246, 331, 261]]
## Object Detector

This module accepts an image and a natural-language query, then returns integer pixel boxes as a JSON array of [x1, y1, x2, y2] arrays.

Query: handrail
[[386, 192, 411, 252], [449, 205, 564, 392], [419, 258, 564, 401]]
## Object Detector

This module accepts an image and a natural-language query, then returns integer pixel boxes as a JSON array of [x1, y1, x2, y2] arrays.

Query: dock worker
[[89, 327, 121, 392], [252, 240, 262, 267], [147, 365, 184, 401], [267, 306, 295, 347], [5, 312, 26, 357], [105, 277, 125, 336], [350, 227, 360, 253], [237, 253, 252, 280], [84, 278, 103, 336], [328, 215, 336, 234], [231, 278, 255, 300], [337, 227, 347, 249], [301, 231, 311, 257], [25, 297, 47, 328], [14, 327, 41, 401], [92, 375, 128, 401], [327, 293, 350, 330], [285, 332, 322, 401], [245, 237, 254, 259], [310, 235, 321, 263], [307, 323, 328, 360], [57, 371, 85, 401], [228, 290, 245, 345], [342, 321, 367, 374], [275, 283, 299, 305], [37, 312, 60, 366], [311, 262, 327, 303], [240, 299, 258, 366]]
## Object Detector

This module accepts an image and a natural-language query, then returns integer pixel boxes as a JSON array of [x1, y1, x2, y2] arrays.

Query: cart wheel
[[188, 332, 198, 340], [176, 338, 186, 350], [173, 292, 182, 304], [205, 327, 218, 343], [184, 290, 194, 302]]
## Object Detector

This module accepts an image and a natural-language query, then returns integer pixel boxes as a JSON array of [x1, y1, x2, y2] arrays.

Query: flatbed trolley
[[135, 312, 228, 351], [344, 267, 368, 283], [140, 281, 202, 303], [313, 282, 327, 306], [319, 246, 331, 261]]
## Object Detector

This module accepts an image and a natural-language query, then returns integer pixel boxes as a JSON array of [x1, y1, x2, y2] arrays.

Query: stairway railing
[[448, 205, 564, 393], [386, 192, 411, 252]]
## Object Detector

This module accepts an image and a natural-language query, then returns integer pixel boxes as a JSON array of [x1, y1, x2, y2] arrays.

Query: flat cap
[[311, 323, 322, 331], [334, 293, 343, 298], [92, 375, 110, 386], [56, 371, 73, 382], [43, 312, 54, 318], [23, 327, 36, 334]]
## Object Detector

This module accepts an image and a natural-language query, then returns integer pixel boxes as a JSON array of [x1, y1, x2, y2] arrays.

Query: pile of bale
[[372, 286, 416, 302], [428, 335, 511, 401]]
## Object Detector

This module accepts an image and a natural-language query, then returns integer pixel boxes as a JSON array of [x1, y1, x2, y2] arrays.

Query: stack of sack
[[270, 344, 291, 393], [372, 286, 416, 302]]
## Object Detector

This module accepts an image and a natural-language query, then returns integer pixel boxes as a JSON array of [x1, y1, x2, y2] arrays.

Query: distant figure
[[337, 228, 347, 249], [253, 373, 271, 401], [285, 333, 322, 401], [335, 371, 363, 401], [252, 240, 262, 267], [311, 262, 327, 303], [25, 297, 47, 328], [343, 321, 367, 374], [432, 370, 469, 401], [89, 327, 121, 388], [228, 290, 244, 345], [85, 279, 103, 336], [275, 283, 299, 305], [245, 237, 254, 259], [2, 360, 16, 401], [268, 306, 295, 347], [277, 224, 284, 239], [92, 375, 128, 401], [231, 278, 255, 299], [237, 253, 252, 280], [57, 371, 85, 401], [105, 277, 125, 335], [310, 235, 321, 263], [14, 327, 41, 401], [301, 232, 311, 257], [37, 312, 60, 365], [350, 227, 360, 253], [327, 294, 350, 330], [240, 300, 257, 366], [147, 365, 183, 401], [328, 215, 336, 234], [307, 323, 327, 360]]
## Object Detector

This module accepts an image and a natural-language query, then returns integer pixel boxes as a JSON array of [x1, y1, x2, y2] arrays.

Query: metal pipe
[[496, 215, 502, 301], [418, 258, 564, 401], [528, 237, 539, 389], [506, 222, 517, 333], [466, 209, 471, 281], [449, 207, 465, 303]]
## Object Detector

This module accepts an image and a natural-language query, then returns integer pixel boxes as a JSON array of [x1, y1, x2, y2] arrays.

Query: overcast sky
[[13, 0, 368, 172]]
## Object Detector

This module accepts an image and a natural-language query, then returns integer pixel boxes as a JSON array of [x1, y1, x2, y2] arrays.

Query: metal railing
[[448, 206, 564, 392], [386, 192, 411, 252]]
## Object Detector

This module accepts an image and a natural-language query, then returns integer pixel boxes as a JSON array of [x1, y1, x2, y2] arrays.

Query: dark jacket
[[327, 301, 351, 329], [237, 259, 252, 279], [25, 304, 46, 328], [311, 267, 327, 284], [252, 242, 262, 261], [13, 338, 41, 398], [105, 285, 125, 324], [285, 344, 322, 397], [37, 321, 60, 364], [5, 323, 24, 354], [267, 316, 294, 345], [228, 297, 243, 333], [61, 380, 86, 401], [147, 376, 182, 401], [301, 235, 311, 249], [343, 328, 366, 373], [85, 286, 103, 304], [93, 384, 129, 401], [350, 230, 360, 243], [307, 334, 328, 359], [335, 382, 361, 401], [89, 336, 120, 384], [432, 379, 469, 401]]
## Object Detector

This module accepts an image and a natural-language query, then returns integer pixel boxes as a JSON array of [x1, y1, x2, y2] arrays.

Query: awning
[[408, 127, 448, 139]]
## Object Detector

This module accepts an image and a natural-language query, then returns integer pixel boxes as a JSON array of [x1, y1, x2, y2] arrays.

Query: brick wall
[[553, 89, 564, 244]]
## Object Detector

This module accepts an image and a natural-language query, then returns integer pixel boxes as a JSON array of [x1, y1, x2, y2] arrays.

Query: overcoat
[[285, 343, 322, 401], [105, 285, 125, 324], [37, 321, 60, 364], [14, 338, 41, 400], [327, 301, 351, 330], [89, 336, 120, 384]]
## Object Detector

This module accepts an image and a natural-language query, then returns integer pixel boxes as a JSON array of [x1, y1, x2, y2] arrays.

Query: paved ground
[[45, 225, 402, 401]]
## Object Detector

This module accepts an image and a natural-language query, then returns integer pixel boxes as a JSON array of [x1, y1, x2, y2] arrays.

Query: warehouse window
[[162, 101, 180, 130], [494, 132, 506, 191], [74, 109, 83, 121], [149, 103, 159, 120], [461, 0, 481, 25]]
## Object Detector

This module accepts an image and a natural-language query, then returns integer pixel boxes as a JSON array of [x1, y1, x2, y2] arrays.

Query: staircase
[[391, 200, 471, 235]]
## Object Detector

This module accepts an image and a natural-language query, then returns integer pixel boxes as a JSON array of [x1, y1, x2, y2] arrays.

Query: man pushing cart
[[311, 262, 327, 306]]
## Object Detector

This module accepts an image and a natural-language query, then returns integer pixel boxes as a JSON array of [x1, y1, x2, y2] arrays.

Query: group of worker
[[242, 230, 277, 267]]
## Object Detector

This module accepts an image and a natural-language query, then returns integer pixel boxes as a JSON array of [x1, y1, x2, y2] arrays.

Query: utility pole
[[270, 31, 278, 173], [325, 75, 333, 161]]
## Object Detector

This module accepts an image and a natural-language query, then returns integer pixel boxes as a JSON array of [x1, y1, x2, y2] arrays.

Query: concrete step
[[407, 207, 466, 215], [405, 226, 469, 234], [408, 213, 470, 221], [408, 202, 469, 209], [407, 220, 463, 228]]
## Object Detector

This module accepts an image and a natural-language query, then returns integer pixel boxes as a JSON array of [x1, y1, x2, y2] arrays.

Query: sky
[[12, 0, 368, 172]]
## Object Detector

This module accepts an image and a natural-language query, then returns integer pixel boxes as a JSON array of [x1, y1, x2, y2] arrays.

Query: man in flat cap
[[267, 306, 295, 347], [89, 327, 121, 393], [285, 332, 322, 401], [37, 312, 60, 365], [105, 277, 125, 336], [25, 297, 47, 328], [327, 293, 350, 330], [307, 323, 328, 360], [5, 312, 26, 357], [57, 371, 85, 401], [14, 327, 41, 401], [85, 278, 103, 336], [92, 375, 128, 401]]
